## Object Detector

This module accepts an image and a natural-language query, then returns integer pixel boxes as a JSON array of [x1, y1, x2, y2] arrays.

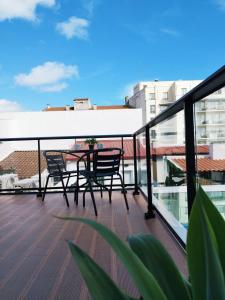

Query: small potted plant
[[84, 138, 97, 150]]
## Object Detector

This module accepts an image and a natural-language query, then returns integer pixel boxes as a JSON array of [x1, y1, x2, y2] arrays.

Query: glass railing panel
[[136, 131, 147, 195], [150, 110, 187, 241], [195, 90, 225, 218], [0, 140, 39, 193]]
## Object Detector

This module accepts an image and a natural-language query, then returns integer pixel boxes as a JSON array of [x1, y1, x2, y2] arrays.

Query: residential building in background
[[127, 80, 225, 145]]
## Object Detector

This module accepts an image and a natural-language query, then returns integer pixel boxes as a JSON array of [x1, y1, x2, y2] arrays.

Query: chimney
[[65, 105, 70, 111], [93, 104, 97, 110], [73, 98, 91, 110], [125, 96, 129, 105]]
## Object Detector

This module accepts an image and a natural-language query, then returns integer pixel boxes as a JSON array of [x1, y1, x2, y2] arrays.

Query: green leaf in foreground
[[197, 186, 225, 276], [68, 240, 134, 300], [56, 216, 166, 300], [128, 234, 191, 300], [187, 186, 225, 300]]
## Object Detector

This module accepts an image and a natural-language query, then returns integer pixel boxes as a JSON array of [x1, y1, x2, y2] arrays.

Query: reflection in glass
[[195, 91, 225, 219], [150, 110, 188, 238]]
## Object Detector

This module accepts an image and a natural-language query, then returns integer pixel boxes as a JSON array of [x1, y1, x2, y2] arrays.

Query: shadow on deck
[[0, 191, 187, 299]]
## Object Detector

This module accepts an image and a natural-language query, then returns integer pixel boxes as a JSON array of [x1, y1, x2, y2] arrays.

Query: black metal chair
[[42, 151, 78, 207], [75, 148, 129, 216]]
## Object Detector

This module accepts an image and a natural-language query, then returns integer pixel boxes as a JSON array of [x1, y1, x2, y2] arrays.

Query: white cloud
[[15, 61, 79, 92], [161, 28, 180, 37], [82, 0, 100, 17], [0, 99, 22, 112], [56, 17, 90, 40], [215, 0, 225, 11], [0, 0, 55, 22]]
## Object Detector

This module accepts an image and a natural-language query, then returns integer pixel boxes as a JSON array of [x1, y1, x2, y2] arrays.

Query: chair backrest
[[43, 151, 66, 174], [93, 148, 123, 175]]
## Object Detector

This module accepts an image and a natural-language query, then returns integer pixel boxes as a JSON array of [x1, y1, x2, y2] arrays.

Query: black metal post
[[145, 126, 155, 219], [121, 137, 127, 194], [133, 134, 139, 195], [36, 139, 42, 197], [121, 137, 125, 183], [184, 100, 196, 216]]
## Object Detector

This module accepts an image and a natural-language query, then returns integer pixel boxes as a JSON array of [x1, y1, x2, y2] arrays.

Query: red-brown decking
[[0, 191, 187, 299], [172, 157, 225, 172]]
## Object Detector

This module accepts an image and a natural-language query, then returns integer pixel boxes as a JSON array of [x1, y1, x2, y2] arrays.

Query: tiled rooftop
[[0, 151, 46, 179], [44, 105, 131, 111], [172, 157, 225, 172]]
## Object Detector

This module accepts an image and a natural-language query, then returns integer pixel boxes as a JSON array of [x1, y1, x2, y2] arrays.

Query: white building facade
[[127, 80, 225, 145]]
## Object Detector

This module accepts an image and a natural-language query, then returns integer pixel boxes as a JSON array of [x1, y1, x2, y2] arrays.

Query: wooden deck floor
[[0, 191, 187, 299]]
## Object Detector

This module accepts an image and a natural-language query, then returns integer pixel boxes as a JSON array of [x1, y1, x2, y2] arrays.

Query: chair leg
[[100, 186, 103, 198], [118, 174, 129, 210], [109, 176, 113, 203], [42, 175, 50, 202], [65, 174, 71, 189], [74, 183, 79, 205], [74, 177, 79, 205], [83, 184, 89, 207], [61, 175, 69, 207], [88, 180, 98, 216]]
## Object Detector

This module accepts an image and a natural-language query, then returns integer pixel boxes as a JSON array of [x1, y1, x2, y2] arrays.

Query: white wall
[[0, 109, 142, 138], [0, 109, 142, 150]]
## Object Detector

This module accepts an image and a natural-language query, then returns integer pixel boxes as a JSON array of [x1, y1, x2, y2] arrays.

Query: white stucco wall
[[0, 109, 142, 138], [0, 109, 142, 150]]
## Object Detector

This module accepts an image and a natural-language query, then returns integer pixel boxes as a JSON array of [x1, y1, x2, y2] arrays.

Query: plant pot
[[88, 144, 94, 150]]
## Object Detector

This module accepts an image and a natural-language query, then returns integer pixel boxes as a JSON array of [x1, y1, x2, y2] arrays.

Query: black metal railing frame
[[133, 65, 225, 221], [0, 134, 135, 194]]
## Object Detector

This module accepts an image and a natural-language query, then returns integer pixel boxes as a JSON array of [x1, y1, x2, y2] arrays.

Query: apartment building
[[126, 80, 225, 145]]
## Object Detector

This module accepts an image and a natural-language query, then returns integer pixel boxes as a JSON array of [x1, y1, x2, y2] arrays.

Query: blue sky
[[0, 0, 225, 111]]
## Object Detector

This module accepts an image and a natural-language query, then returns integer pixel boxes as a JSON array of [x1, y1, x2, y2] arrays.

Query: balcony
[[0, 191, 186, 299], [1, 65, 225, 298]]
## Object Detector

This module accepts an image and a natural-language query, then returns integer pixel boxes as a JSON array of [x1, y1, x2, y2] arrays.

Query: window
[[162, 92, 168, 100], [214, 89, 222, 95], [150, 105, 156, 113], [151, 130, 156, 139], [161, 132, 177, 136], [181, 88, 187, 96], [149, 93, 155, 100]]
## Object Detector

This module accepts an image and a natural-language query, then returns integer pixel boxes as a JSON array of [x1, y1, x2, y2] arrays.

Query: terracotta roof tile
[[44, 105, 130, 111], [151, 145, 208, 156], [44, 107, 67, 111], [0, 151, 47, 179], [171, 158, 225, 172], [66, 141, 209, 161], [96, 105, 130, 110]]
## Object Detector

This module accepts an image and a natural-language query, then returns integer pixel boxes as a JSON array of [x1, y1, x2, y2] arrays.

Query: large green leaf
[[187, 187, 225, 300], [68, 240, 136, 300], [56, 216, 166, 300], [197, 186, 225, 276], [128, 234, 192, 300]]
